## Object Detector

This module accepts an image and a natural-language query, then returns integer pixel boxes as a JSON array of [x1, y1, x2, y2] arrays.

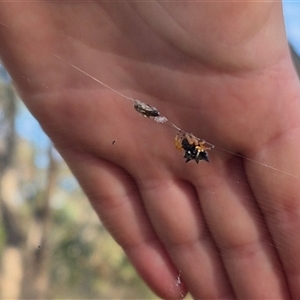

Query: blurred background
[[0, 2, 300, 299]]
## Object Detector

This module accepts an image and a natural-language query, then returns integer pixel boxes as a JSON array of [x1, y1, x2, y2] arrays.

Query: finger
[[246, 130, 300, 298], [59, 149, 187, 299], [194, 154, 289, 299], [135, 168, 235, 299]]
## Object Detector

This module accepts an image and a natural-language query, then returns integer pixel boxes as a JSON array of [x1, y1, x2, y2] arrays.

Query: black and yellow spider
[[175, 132, 213, 163]]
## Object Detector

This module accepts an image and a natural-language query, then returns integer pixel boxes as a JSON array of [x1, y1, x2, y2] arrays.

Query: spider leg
[[185, 134, 196, 145]]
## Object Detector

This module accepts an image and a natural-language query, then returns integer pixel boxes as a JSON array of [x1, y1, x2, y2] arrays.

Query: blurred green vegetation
[[0, 69, 156, 299]]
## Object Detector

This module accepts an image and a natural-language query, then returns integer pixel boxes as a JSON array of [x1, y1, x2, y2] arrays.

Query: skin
[[0, 2, 300, 298]]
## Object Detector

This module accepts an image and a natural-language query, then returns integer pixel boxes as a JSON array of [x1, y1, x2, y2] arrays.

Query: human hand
[[0, 2, 299, 298]]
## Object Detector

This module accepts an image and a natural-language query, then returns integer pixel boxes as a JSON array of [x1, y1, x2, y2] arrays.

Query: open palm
[[1, 2, 300, 298]]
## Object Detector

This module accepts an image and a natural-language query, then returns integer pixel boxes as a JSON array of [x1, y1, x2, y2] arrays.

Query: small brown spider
[[175, 132, 213, 163], [133, 100, 160, 118]]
